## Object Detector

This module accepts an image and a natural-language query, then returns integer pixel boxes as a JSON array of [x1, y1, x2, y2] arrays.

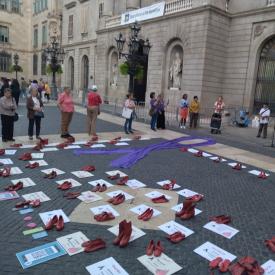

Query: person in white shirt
[[123, 93, 135, 134], [257, 104, 270, 139]]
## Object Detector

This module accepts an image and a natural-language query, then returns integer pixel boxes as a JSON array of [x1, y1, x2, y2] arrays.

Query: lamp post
[[13, 53, 19, 80], [115, 22, 151, 94], [43, 36, 65, 100]]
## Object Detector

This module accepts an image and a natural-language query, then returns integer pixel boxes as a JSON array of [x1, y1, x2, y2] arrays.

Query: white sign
[[249, 170, 270, 177], [0, 158, 13, 164], [88, 179, 113, 187], [121, 2, 165, 25], [90, 204, 120, 217], [130, 204, 161, 217], [41, 168, 65, 175], [12, 178, 36, 188], [31, 153, 44, 159], [126, 179, 146, 189], [203, 222, 239, 239], [91, 144, 106, 148], [177, 188, 201, 198], [157, 180, 180, 189], [78, 191, 102, 204], [5, 150, 17, 155], [86, 257, 129, 275], [193, 241, 237, 262], [40, 147, 59, 152], [105, 170, 127, 177], [39, 209, 70, 225], [64, 145, 81, 150], [262, 260, 275, 275], [71, 171, 94, 178], [228, 163, 247, 169], [22, 191, 50, 202], [56, 178, 82, 188], [158, 220, 194, 237], [10, 167, 23, 175], [115, 142, 129, 146]]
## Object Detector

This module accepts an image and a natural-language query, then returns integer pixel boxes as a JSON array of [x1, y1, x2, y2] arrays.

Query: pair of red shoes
[[152, 195, 169, 203], [194, 150, 203, 157], [25, 162, 39, 169], [258, 171, 268, 179], [108, 173, 121, 180], [133, 135, 141, 140], [84, 141, 95, 147], [63, 191, 81, 199], [45, 215, 64, 231], [108, 193, 125, 205], [19, 153, 32, 161], [138, 208, 154, 221], [39, 138, 49, 145], [10, 143, 22, 148], [213, 157, 222, 163], [117, 176, 129, 185], [265, 236, 275, 252], [146, 240, 164, 257], [57, 141, 71, 149], [229, 256, 264, 275], [162, 179, 176, 190], [209, 257, 231, 273], [81, 165, 96, 172], [0, 149, 5, 155], [5, 181, 23, 191], [113, 220, 132, 247], [44, 171, 57, 179], [167, 231, 185, 244], [187, 194, 204, 202], [58, 181, 72, 190], [92, 183, 107, 192], [233, 163, 242, 170], [82, 238, 105, 253], [15, 199, 41, 208], [94, 211, 115, 222], [210, 215, 231, 224], [109, 136, 122, 145], [176, 198, 196, 220], [0, 167, 11, 177], [33, 143, 43, 151]]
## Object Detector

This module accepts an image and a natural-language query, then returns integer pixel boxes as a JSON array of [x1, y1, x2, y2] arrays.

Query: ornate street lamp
[[43, 36, 65, 99], [13, 53, 20, 80], [115, 22, 151, 94]]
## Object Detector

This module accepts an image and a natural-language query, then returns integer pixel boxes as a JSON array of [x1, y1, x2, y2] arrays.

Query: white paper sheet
[[126, 179, 146, 189], [56, 178, 82, 187], [22, 191, 50, 202], [262, 260, 275, 275], [115, 142, 129, 146], [249, 170, 270, 177], [145, 191, 172, 200], [177, 188, 201, 198], [10, 167, 23, 175], [45, 143, 60, 147], [29, 160, 48, 166], [41, 168, 65, 175], [72, 141, 87, 145], [90, 204, 120, 217], [11, 177, 36, 188], [210, 156, 227, 162], [20, 144, 35, 149], [5, 150, 17, 155], [31, 153, 44, 159], [106, 190, 134, 201], [88, 179, 113, 187], [171, 204, 202, 216], [0, 158, 13, 164], [228, 163, 247, 168], [108, 224, 145, 242], [64, 145, 81, 150], [71, 171, 94, 178], [105, 170, 127, 177], [158, 220, 194, 237], [203, 222, 239, 239], [40, 147, 59, 152], [78, 191, 102, 203], [39, 209, 70, 225], [130, 204, 161, 217], [91, 144, 106, 148], [157, 180, 181, 189]]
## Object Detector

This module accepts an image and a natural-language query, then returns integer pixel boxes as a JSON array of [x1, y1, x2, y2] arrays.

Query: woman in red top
[[87, 85, 102, 137]]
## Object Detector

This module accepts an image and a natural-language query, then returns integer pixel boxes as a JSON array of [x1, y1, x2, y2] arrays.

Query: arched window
[[82, 55, 89, 90], [33, 54, 38, 75], [0, 51, 11, 72], [68, 57, 74, 90]]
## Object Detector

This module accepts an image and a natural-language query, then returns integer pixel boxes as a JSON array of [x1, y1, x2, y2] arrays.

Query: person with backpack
[[257, 104, 270, 139]]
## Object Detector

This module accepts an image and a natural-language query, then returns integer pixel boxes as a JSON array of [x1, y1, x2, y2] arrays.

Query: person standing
[[189, 96, 200, 128], [149, 92, 159, 131], [0, 88, 17, 142], [257, 104, 270, 139], [0, 78, 9, 98], [58, 87, 74, 138], [123, 94, 135, 134], [214, 96, 225, 114], [179, 94, 188, 129], [10, 79, 21, 106], [27, 87, 43, 140], [157, 94, 167, 130], [44, 81, 51, 102], [86, 85, 102, 137], [20, 77, 28, 99]]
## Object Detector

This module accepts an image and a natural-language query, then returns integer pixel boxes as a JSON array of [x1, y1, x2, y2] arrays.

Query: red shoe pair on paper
[[63, 191, 81, 199], [45, 215, 64, 231], [84, 141, 94, 147], [146, 240, 164, 257], [15, 199, 41, 208], [10, 143, 22, 148], [109, 136, 122, 144], [213, 157, 222, 163], [133, 135, 141, 140], [176, 198, 196, 220], [91, 136, 98, 142], [113, 220, 132, 247], [5, 181, 23, 191], [94, 211, 115, 222], [39, 138, 48, 145], [92, 183, 107, 192], [33, 142, 43, 151], [19, 153, 32, 161], [233, 163, 242, 170], [194, 150, 203, 157], [58, 181, 72, 190], [258, 171, 268, 179], [0, 167, 11, 177], [108, 193, 125, 205], [82, 238, 106, 252], [210, 215, 231, 224], [117, 176, 129, 186], [44, 170, 57, 179], [162, 179, 176, 190], [138, 208, 154, 221], [187, 194, 204, 202], [0, 149, 5, 155], [209, 257, 231, 273], [167, 231, 185, 244], [108, 173, 120, 180], [265, 236, 275, 253], [81, 165, 96, 172], [25, 162, 39, 169], [57, 141, 71, 149], [152, 195, 169, 203], [229, 256, 264, 275]]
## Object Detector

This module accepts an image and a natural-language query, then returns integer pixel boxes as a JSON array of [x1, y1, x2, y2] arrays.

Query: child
[[179, 94, 188, 129]]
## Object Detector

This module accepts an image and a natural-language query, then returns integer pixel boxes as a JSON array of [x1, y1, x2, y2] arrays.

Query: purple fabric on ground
[[74, 136, 216, 169]]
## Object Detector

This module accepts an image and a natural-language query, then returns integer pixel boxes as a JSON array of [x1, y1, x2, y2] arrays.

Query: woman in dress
[[149, 92, 159, 131], [123, 93, 135, 134], [179, 94, 188, 129]]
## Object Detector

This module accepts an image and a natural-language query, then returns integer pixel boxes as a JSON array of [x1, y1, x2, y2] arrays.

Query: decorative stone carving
[[254, 25, 266, 39], [49, 22, 59, 37], [110, 51, 118, 87], [169, 51, 182, 89]]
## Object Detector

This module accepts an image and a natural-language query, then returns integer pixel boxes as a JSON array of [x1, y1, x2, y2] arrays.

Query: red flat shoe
[[229, 263, 246, 275], [2, 167, 11, 177], [29, 199, 41, 208], [56, 216, 64, 231], [44, 171, 57, 179], [114, 136, 121, 141], [81, 165, 95, 172], [33, 142, 43, 151], [92, 183, 101, 192], [154, 241, 164, 257], [219, 259, 231, 273], [152, 195, 169, 203], [113, 220, 127, 245], [138, 208, 151, 220], [117, 176, 129, 185], [108, 173, 120, 180], [25, 162, 40, 169], [194, 151, 203, 157], [179, 147, 188, 152], [10, 143, 22, 148], [162, 179, 176, 190], [57, 142, 69, 149], [63, 191, 81, 199], [99, 184, 107, 192], [83, 239, 106, 253], [210, 215, 231, 224], [187, 194, 204, 202], [109, 140, 117, 145], [111, 194, 125, 205], [119, 221, 132, 247], [142, 209, 154, 221], [84, 141, 94, 147], [265, 239, 275, 253], [133, 135, 141, 140], [45, 215, 58, 230], [167, 231, 185, 243], [58, 181, 72, 190], [209, 257, 223, 270], [0, 149, 5, 155], [233, 163, 242, 170], [94, 211, 115, 222], [19, 153, 32, 161], [146, 240, 155, 256], [213, 157, 222, 163], [5, 181, 23, 191], [91, 136, 98, 141], [15, 200, 31, 208], [258, 171, 268, 179]]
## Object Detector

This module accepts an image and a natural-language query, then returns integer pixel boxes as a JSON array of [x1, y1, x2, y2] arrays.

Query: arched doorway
[[81, 55, 89, 90], [68, 57, 74, 90], [254, 36, 275, 113]]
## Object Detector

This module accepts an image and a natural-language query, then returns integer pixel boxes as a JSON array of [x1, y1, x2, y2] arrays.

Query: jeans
[[124, 114, 133, 133], [150, 113, 158, 130], [258, 123, 268, 138], [28, 117, 41, 137], [87, 106, 99, 136], [1, 114, 14, 140], [189, 112, 199, 128]]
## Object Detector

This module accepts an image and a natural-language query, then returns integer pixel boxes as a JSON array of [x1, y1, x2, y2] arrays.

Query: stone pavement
[[0, 104, 274, 275]]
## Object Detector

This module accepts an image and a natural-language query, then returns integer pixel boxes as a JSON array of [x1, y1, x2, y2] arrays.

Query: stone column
[[103, 0, 114, 17], [126, 0, 140, 11]]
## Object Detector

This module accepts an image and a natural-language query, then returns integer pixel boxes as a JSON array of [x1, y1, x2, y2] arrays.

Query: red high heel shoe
[[56, 216, 64, 231], [5, 181, 23, 191], [10, 143, 22, 148], [167, 231, 185, 243], [233, 163, 242, 170], [194, 150, 203, 157], [142, 209, 154, 221], [19, 153, 32, 161], [113, 220, 127, 245], [162, 179, 176, 190], [1, 167, 11, 177], [92, 183, 101, 192], [57, 181, 72, 190], [94, 212, 115, 222], [152, 195, 169, 203], [258, 171, 268, 179], [146, 240, 155, 256], [99, 184, 107, 192], [209, 257, 223, 270], [82, 238, 106, 253], [44, 171, 57, 179], [187, 194, 204, 202], [63, 191, 81, 199], [108, 173, 120, 180], [45, 215, 58, 230], [117, 176, 129, 185], [81, 165, 96, 172], [29, 199, 41, 208], [33, 142, 43, 151], [219, 259, 231, 273], [210, 215, 231, 224], [111, 194, 125, 205], [138, 208, 151, 220], [154, 241, 164, 257], [25, 162, 39, 169]]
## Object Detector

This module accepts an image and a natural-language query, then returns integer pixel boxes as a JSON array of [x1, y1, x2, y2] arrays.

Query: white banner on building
[[121, 2, 165, 25]]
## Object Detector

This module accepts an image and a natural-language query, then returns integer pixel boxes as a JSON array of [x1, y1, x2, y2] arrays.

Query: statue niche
[[110, 51, 118, 87], [168, 46, 183, 90]]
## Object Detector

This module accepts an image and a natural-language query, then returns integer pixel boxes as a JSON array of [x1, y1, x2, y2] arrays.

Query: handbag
[[34, 111, 44, 118], [13, 112, 19, 122], [149, 108, 155, 117], [122, 107, 133, 119]]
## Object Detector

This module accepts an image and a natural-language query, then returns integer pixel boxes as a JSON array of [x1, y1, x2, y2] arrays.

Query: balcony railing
[[165, 0, 192, 15], [267, 0, 275, 6]]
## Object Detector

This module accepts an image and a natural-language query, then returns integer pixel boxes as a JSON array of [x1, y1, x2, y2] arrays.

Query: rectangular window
[[99, 3, 103, 18], [68, 15, 73, 38], [42, 25, 47, 45], [0, 0, 7, 11], [41, 53, 47, 75], [0, 26, 9, 43], [33, 54, 38, 75], [0, 51, 11, 72], [11, 0, 20, 13], [33, 28, 38, 48]]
